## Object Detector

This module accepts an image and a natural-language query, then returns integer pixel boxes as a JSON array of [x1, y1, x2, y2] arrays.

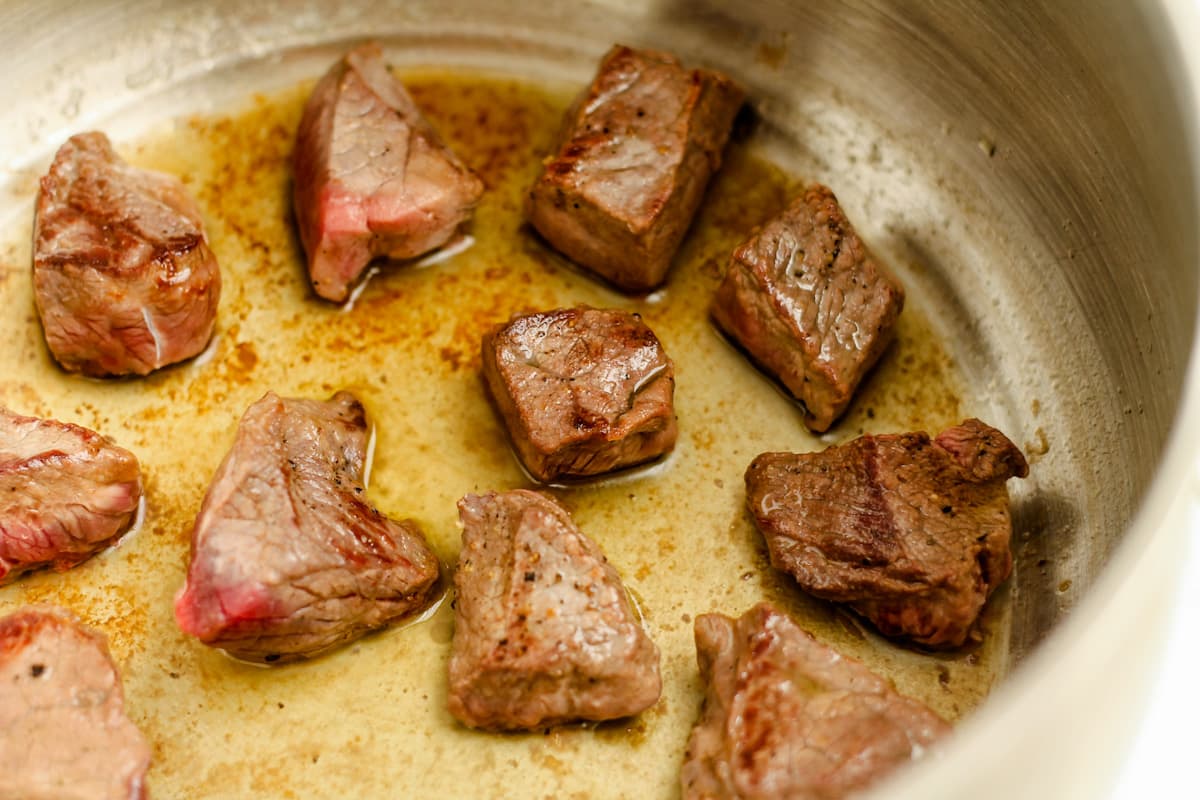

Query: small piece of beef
[[527, 45, 743, 292], [174, 391, 441, 663], [448, 490, 661, 730], [33, 131, 221, 377], [0, 408, 142, 585], [682, 603, 949, 800], [0, 607, 151, 800], [482, 307, 678, 483], [711, 184, 905, 432], [744, 419, 1029, 648], [293, 42, 484, 303]]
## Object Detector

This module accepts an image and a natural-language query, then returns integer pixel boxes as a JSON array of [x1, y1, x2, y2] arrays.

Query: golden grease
[[0, 71, 997, 799]]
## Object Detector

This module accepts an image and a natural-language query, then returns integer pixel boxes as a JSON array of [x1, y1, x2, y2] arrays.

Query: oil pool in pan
[[0, 70, 1002, 797]]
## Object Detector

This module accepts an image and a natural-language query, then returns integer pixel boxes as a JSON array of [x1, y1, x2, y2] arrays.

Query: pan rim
[[878, 1, 1200, 794]]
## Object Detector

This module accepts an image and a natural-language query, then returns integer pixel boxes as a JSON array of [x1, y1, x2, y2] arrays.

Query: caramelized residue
[[0, 68, 995, 799]]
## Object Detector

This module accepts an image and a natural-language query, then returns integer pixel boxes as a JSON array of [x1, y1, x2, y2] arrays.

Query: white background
[[1109, 497, 1200, 796]]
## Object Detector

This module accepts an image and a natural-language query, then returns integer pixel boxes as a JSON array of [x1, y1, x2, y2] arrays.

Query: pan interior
[[0, 1, 1194, 797]]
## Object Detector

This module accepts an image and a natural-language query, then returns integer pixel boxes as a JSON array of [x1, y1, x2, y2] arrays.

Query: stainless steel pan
[[0, 1, 1196, 797]]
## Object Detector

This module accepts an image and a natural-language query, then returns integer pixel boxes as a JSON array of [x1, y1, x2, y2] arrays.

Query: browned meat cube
[[0, 407, 142, 585], [744, 419, 1029, 648], [174, 391, 441, 663], [682, 603, 949, 800], [0, 608, 151, 800], [293, 42, 484, 303], [712, 184, 905, 432], [482, 307, 678, 483], [34, 131, 221, 377], [527, 45, 743, 292], [448, 490, 661, 730]]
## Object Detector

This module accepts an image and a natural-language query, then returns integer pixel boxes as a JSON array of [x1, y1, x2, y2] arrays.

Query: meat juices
[[0, 408, 142, 585], [528, 45, 744, 292], [174, 391, 441, 663], [482, 307, 678, 483], [293, 42, 484, 303], [682, 603, 949, 800], [33, 131, 220, 377], [745, 419, 1029, 648], [448, 490, 661, 730], [0, 608, 151, 800], [711, 184, 905, 432]]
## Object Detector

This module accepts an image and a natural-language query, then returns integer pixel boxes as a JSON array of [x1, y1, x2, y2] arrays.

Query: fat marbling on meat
[[34, 131, 220, 377], [711, 184, 905, 432], [293, 42, 484, 303], [448, 490, 661, 730], [174, 391, 441, 663], [0, 607, 151, 800], [744, 419, 1029, 648], [0, 407, 142, 585], [682, 603, 949, 800], [528, 45, 744, 292], [482, 306, 677, 483]]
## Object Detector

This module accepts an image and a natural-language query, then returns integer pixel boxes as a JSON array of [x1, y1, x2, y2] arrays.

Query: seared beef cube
[[0, 408, 142, 585], [682, 603, 949, 800], [448, 490, 661, 730], [0, 608, 151, 800], [293, 42, 484, 303], [34, 131, 221, 376], [482, 307, 678, 483], [528, 45, 743, 292], [712, 184, 905, 432], [744, 419, 1029, 648], [174, 391, 441, 663]]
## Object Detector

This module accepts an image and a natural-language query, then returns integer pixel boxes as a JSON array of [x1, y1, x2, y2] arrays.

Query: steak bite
[[482, 307, 678, 483], [0, 408, 142, 585], [711, 184, 905, 432], [682, 603, 949, 800], [174, 391, 441, 663], [0, 607, 151, 800], [448, 490, 661, 730], [34, 131, 221, 377], [744, 419, 1029, 648], [527, 45, 744, 292], [293, 42, 484, 303]]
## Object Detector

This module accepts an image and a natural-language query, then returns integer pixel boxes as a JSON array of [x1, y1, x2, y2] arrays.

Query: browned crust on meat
[[481, 307, 678, 482], [528, 45, 744, 291], [711, 184, 904, 432], [448, 490, 662, 729], [174, 391, 442, 663], [0, 607, 151, 800], [0, 408, 143, 585], [33, 131, 220, 377], [682, 603, 949, 799], [744, 420, 1026, 648]]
